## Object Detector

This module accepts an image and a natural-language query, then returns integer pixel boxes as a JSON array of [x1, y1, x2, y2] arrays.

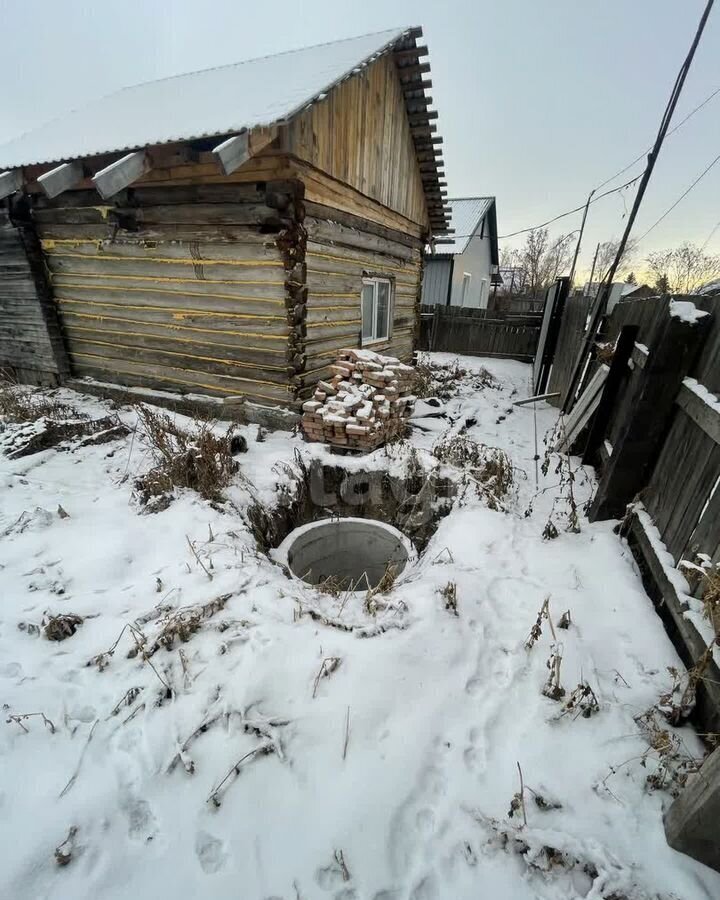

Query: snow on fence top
[[0, 27, 411, 169]]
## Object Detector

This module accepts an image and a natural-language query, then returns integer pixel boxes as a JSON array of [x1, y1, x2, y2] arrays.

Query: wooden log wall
[[32, 182, 305, 405], [301, 206, 423, 391], [0, 202, 68, 385]]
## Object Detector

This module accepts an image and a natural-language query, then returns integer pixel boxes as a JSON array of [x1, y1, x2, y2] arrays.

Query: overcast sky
[[1, 0, 718, 276]]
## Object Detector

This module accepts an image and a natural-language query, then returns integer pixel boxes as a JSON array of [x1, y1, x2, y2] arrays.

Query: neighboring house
[[421, 197, 500, 308], [0, 27, 449, 411], [582, 281, 655, 313]]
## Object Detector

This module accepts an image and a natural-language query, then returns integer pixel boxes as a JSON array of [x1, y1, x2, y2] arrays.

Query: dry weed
[[130, 594, 232, 658], [542, 645, 565, 701], [312, 656, 341, 698], [433, 434, 514, 510], [0, 378, 83, 424], [700, 567, 720, 634], [413, 358, 498, 400], [658, 636, 719, 725], [54, 826, 78, 867], [560, 683, 600, 719], [440, 581, 458, 616], [133, 404, 240, 506], [525, 596, 555, 649], [43, 613, 83, 641]]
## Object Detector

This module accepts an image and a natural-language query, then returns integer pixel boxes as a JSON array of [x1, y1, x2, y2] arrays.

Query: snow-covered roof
[[431, 197, 496, 256], [0, 28, 411, 169]]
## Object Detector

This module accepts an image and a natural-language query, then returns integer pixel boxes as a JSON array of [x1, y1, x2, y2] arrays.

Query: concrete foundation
[[275, 518, 414, 589]]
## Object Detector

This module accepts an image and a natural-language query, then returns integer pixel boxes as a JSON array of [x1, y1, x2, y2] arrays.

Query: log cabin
[[0, 27, 450, 418]]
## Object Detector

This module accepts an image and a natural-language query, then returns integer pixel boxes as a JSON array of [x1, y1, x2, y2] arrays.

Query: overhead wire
[[635, 149, 720, 242], [438, 82, 720, 245]]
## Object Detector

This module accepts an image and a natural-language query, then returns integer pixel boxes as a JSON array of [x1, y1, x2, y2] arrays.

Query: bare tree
[[594, 238, 638, 283], [646, 242, 720, 294], [518, 228, 575, 297]]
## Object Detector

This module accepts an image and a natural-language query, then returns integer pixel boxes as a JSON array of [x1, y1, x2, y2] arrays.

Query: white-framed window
[[460, 272, 472, 306], [361, 277, 393, 344]]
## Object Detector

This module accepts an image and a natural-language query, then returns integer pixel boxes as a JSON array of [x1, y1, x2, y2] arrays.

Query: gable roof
[[0, 27, 450, 233], [430, 197, 498, 257]]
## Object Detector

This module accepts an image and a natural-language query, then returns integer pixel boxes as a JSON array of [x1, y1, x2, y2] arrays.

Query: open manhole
[[274, 518, 415, 591]]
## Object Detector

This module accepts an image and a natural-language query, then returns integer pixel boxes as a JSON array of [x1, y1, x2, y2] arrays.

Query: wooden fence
[[545, 293, 720, 732], [419, 304, 542, 361]]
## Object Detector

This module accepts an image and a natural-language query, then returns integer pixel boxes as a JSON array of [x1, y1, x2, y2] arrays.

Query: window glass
[[376, 281, 390, 339], [361, 283, 374, 341]]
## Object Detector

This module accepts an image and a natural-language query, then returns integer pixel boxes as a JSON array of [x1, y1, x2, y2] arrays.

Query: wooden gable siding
[[280, 55, 430, 231], [31, 183, 305, 406]]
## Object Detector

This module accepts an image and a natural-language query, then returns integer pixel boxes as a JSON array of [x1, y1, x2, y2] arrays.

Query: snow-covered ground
[[1, 354, 718, 900]]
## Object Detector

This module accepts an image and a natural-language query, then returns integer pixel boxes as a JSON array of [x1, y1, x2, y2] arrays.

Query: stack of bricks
[[301, 348, 417, 451]]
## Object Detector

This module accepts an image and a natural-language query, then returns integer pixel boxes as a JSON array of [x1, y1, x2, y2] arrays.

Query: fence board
[[546, 294, 588, 406], [419, 304, 541, 361]]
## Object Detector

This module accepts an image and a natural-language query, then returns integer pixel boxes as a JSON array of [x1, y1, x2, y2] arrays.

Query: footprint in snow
[[195, 830, 228, 874]]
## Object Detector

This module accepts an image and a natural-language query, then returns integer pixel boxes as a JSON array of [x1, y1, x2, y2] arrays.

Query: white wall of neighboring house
[[447, 221, 494, 309]]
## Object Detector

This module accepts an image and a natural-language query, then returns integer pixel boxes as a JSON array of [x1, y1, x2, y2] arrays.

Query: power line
[[562, 0, 715, 413], [442, 81, 720, 247], [593, 83, 720, 192], [636, 149, 720, 242], [701, 217, 720, 249]]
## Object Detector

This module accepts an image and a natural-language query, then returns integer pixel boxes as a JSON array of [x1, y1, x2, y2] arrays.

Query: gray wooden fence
[[419, 304, 542, 361], [545, 293, 720, 733]]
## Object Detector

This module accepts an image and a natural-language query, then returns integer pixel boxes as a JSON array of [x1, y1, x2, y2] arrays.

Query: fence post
[[589, 308, 711, 521], [581, 325, 638, 465], [430, 305, 441, 351]]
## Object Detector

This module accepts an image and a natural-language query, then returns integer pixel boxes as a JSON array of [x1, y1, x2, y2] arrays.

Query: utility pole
[[568, 189, 595, 290], [586, 242, 601, 298], [562, 0, 715, 411]]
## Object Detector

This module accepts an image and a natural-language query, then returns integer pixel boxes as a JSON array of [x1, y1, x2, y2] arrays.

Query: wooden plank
[[677, 379, 720, 444], [590, 310, 713, 521], [556, 365, 609, 453], [213, 132, 250, 175], [0, 170, 23, 199], [37, 162, 84, 199], [582, 325, 638, 464], [92, 151, 151, 199]]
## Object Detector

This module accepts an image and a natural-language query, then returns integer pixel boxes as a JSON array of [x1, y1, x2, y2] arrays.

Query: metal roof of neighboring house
[[430, 197, 495, 255], [0, 28, 410, 168]]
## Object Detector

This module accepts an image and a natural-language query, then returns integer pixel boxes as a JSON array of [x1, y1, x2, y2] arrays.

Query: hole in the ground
[[247, 458, 457, 557], [275, 518, 413, 589]]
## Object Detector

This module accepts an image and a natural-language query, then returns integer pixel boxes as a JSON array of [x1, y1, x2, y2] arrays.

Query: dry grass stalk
[[334, 849, 351, 882], [109, 687, 143, 717], [0, 378, 83, 424], [54, 826, 78, 867], [186, 534, 213, 580], [700, 567, 720, 634], [169, 710, 288, 777], [133, 404, 239, 506], [5, 711, 56, 734], [342, 706, 350, 761], [134, 594, 232, 658], [312, 656, 341, 698], [561, 682, 600, 719], [557, 610, 572, 630], [508, 761, 528, 827], [440, 581, 458, 616], [364, 564, 398, 615], [542, 646, 565, 701], [207, 744, 274, 807], [525, 596, 556, 649], [658, 636, 719, 725], [59, 720, 98, 798]]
